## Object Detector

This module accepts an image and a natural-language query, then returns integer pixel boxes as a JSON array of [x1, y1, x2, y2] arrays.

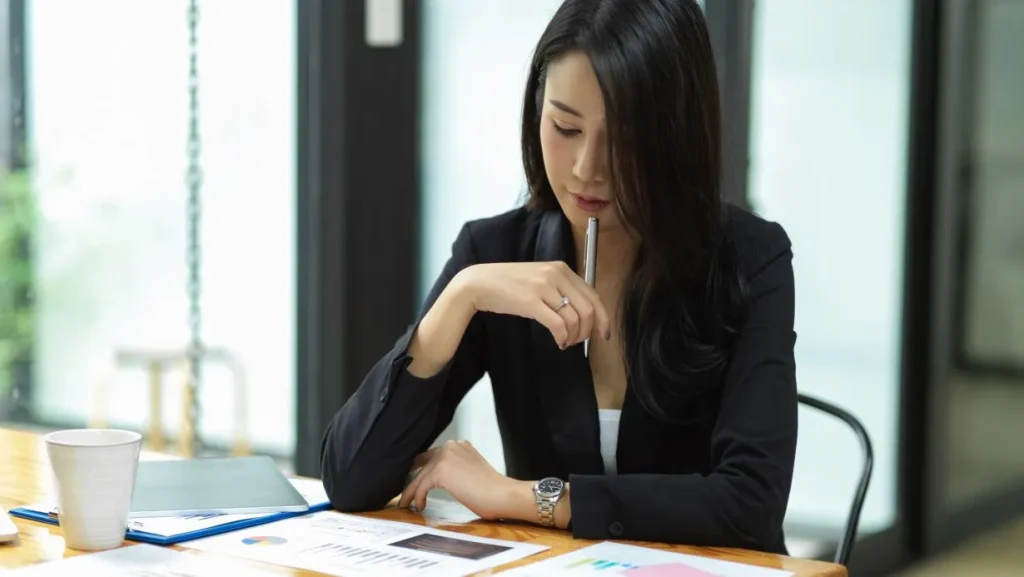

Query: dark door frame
[[704, 0, 754, 211], [294, 0, 422, 477]]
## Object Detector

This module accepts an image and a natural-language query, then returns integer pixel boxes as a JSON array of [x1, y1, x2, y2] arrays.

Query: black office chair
[[797, 393, 874, 567]]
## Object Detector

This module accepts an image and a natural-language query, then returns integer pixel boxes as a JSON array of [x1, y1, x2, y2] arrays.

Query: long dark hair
[[521, 0, 751, 422]]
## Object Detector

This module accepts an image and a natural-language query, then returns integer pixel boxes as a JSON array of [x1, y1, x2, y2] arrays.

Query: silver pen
[[583, 217, 599, 357]]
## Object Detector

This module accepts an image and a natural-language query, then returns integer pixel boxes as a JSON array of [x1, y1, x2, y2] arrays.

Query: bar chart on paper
[[183, 511, 547, 576], [563, 556, 640, 573], [563, 557, 643, 574], [299, 542, 442, 573], [503, 542, 795, 577]]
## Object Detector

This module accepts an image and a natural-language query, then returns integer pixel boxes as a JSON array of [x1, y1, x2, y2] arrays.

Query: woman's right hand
[[457, 262, 612, 349]]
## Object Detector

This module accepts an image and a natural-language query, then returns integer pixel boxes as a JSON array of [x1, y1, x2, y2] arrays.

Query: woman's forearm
[[406, 268, 479, 378]]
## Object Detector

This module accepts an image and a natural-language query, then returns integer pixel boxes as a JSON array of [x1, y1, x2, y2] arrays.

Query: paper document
[[6, 543, 281, 576], [418, 497, 481, 525], [501, 542, 795, 577], [184, 510, 547, 576]]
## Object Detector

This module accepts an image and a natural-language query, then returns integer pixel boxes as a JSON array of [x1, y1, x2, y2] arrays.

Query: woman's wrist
[[497, 479, 537, 523], [405, 271, 479, 378], [450, 265, 483, 313]]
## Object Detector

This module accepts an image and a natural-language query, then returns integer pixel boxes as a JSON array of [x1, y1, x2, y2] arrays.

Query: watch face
[[536, 477, 564, 497]]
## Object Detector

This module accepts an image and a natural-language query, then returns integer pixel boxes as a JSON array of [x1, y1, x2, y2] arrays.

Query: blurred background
[[0, 0, 1021, 575]]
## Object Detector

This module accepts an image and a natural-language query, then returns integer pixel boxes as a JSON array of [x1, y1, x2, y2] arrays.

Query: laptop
[[129, 455, 310, 518]]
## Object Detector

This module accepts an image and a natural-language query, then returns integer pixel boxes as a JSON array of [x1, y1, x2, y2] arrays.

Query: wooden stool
[[88, 347, 250, 457]]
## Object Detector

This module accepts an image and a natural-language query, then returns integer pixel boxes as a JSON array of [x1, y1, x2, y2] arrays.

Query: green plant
[[0, 166, 34, 401]]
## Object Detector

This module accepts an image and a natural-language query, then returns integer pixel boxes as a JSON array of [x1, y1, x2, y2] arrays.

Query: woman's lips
[[571, 194, 610, 213]]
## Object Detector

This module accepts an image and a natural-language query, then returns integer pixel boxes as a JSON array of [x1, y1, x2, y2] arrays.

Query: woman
[[320, 0, 797, 554]]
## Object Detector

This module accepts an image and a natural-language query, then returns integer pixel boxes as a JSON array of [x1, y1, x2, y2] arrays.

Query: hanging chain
[[186, 0, 204, 456]]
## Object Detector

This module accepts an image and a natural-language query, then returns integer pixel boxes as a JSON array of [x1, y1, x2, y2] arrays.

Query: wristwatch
[[532, 477, 566, 527]]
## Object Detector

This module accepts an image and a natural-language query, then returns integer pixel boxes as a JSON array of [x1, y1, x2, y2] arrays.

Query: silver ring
[[553, 296, 569, 312]]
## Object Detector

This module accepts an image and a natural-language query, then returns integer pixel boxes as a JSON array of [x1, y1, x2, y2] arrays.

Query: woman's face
[[539, 51, 623, 235]]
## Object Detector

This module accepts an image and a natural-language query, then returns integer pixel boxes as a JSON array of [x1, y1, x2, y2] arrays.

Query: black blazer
[[320, 204, 798, 554]]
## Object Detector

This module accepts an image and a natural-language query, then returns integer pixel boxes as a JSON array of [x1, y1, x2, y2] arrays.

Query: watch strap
[[536, 493, 558, 527]]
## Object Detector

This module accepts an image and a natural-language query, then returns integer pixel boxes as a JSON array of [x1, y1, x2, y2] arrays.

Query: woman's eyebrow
[[549, 99, 583, 118]]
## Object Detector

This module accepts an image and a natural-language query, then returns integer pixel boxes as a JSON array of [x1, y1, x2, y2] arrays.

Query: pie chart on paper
[[241, 535, 288, 546]]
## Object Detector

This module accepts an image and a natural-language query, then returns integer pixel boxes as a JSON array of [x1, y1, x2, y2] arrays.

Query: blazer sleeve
[[320, 223, 488, 512], [569, 223, 798, 550]]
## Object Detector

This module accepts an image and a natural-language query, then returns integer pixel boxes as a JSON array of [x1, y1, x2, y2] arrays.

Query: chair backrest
[[796, 393, 874, 567]]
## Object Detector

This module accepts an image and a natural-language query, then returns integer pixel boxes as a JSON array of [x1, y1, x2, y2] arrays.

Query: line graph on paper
[[308, 514, 412, 542]]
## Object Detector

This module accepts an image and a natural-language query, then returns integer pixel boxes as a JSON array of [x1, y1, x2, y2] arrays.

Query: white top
[[598, 409, 622, 475]]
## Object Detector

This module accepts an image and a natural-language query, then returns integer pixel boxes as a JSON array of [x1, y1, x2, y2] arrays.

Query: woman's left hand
[[399, 440, 526, 521]]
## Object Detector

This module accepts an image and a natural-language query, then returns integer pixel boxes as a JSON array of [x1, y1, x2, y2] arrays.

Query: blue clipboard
[[9, 482, 333, 546]]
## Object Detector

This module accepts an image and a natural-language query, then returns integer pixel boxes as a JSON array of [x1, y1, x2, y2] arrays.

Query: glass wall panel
[[748, 0, 913, 534], [943, 0, 1024, 511]]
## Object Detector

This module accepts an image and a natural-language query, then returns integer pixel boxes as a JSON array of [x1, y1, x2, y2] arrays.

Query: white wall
[[27, 0, 296, 455], [748, 0, 913, 532]]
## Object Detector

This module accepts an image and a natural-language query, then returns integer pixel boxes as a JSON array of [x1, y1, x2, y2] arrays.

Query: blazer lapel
[[529, 210, 604, 477]]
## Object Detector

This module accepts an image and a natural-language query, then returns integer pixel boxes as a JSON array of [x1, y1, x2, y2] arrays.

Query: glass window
[[9, 0, 297, 458], [959, 0, 1024, 372], [943, 0, 1024, 510], [747, 0, 913, 534]]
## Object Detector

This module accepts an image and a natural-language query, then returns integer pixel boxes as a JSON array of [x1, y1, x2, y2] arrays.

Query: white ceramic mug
[[44, 429, 142, 551]]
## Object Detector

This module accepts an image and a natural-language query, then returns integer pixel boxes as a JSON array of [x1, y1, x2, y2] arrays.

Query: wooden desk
[[0, 427, 845, 576]]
